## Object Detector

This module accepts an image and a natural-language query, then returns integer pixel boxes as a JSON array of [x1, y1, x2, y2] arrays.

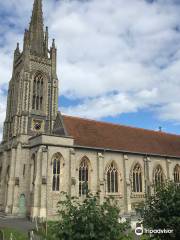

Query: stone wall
[[0, 134, 180, 220]]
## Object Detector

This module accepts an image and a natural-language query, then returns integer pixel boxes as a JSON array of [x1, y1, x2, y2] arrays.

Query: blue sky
[[1, 0, 180, 140]]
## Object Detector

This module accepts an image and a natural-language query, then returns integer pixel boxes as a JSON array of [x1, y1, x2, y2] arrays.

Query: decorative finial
[[15, 42, 20, 55], [52, 39, 55, 48], [16, 42, 19, 50]]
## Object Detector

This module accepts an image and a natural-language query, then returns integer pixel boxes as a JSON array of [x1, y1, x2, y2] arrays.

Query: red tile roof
[[63, 115, 180, 158]]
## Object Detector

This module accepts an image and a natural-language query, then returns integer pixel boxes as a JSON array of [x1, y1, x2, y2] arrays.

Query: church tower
[[3, 0, 58, 142], [0, 0, 64, 218]]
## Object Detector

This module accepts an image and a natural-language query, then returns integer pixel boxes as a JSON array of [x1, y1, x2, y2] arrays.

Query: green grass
[[0, 228, 28, 240], [35, 221, 57, 240]]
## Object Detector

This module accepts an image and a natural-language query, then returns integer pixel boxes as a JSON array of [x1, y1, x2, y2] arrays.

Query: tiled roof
[[62, 115, 180, 158]]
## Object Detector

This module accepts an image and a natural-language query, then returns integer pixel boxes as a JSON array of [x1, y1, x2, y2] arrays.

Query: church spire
[[29, 0, 45, 56]]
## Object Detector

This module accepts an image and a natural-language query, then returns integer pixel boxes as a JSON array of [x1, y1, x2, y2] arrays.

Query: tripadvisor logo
[[135, 227, 143, 236], [135, 226, 174, 236]]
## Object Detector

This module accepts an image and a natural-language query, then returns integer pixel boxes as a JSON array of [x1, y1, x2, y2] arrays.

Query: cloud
[[1, 0, 180, 141], [62, 88, 158, 119], [158, 103, 180, 123], [53, 0, 180, 123]]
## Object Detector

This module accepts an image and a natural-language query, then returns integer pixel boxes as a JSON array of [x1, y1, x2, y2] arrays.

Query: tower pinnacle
[[29, 0, 44, 56]]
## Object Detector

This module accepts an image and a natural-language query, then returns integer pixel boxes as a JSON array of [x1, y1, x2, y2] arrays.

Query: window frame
[[79, 158, 89, 197], [132, 163, 143, 193], [174, 164, 180, 183], [154, 165, 164, 190], [106, 162, 119, 194], [52, 158, 61, 192], [32, 73, 44, 111]]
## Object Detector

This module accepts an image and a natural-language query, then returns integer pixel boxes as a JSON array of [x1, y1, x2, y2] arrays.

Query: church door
[[19, 194, 26, 217]]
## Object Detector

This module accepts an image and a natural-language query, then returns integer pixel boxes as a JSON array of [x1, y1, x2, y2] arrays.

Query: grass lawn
[[0, 228, 28, 240], [35, 221, 56, 240]]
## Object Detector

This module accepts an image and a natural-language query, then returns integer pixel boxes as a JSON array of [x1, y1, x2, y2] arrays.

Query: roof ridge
[[62, 114, 180, 138]]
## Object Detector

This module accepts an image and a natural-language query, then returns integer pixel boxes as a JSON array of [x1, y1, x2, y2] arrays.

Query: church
[[0, 0, 180, 220]]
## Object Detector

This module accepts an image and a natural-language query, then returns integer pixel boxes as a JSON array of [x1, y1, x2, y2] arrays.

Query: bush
[[140, 182, 180, 240], [51, 192, 132, 240]]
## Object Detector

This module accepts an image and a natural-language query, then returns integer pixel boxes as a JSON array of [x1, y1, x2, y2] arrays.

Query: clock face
[[34, 122, 41, 131], [32, 119, 44, 132]]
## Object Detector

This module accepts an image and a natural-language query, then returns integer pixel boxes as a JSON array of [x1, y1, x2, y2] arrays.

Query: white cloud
[[62, 88, 158, 119], [158, 103, 180, 122], [1, 0, 180, 140]]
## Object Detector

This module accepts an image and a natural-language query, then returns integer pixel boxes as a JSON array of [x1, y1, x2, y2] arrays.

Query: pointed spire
[[29, 0, 44, 56], [14, 42, 20, 58], [52, 39, 56, 48], [15, 43, 20, 53]]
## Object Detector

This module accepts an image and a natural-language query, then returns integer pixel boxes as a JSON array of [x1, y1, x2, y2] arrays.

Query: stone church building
[[0, 0, 180, 219]]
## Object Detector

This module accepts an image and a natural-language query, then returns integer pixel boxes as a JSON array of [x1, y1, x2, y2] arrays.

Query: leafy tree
[[139, 182, 180, 240], [51, 192, 132, 240]]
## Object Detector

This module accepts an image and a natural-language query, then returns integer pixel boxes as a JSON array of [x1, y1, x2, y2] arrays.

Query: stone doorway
[[19, 194, 26, 217]]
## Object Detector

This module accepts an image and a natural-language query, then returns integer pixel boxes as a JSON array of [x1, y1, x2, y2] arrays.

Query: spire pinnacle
[[14, 42, 20, 58], [52, 39, 56, 48], [16, 42, 20, 51], [29, 0, 44, 56]]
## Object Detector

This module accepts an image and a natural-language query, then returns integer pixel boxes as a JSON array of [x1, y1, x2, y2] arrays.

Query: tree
[[140, 182, 180, 240], [51, 192, 132, 240]]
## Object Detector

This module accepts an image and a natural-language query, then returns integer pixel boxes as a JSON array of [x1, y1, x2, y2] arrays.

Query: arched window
[[132, 163, 142, 193], [174, 165, 180, 183], [52, 156, 60, 191], [106, 162, 118, 193], [154, 165, 164, 189], [32, 74, 43, 111], [79, 158, 89, 196]]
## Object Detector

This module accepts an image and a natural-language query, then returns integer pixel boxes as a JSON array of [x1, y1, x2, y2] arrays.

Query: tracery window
[[132, 163, 142, 192], [32, 74, 43, 111], [52, 157, 60, 191], [154, 165, 164, 189], [174, 164, 180, 183], [106, 162, 118, 193], [79, 158, 89, 196]]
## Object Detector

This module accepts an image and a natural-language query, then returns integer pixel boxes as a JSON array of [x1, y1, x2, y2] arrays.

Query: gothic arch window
[[106, 162, 118, 193], [132, 163, 142, 193], [154, 165, 164, 189], [32, 73, 44, 111], [174, 164, 180, 183], [79, 157, 89, 196], [52, 154, 61, 191]]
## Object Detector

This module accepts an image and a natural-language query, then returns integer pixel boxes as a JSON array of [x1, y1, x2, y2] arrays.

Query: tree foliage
[[140, 182, 180, 240], [52, 192, 132, 240]]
